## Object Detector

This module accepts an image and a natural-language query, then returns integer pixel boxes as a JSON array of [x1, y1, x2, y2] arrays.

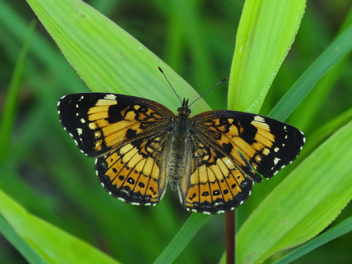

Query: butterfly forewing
[[192, 110, 305, 180], [58, 93, 174, 158]]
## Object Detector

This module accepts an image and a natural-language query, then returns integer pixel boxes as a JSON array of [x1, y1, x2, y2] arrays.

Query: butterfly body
[[58, 93, 305, 214]]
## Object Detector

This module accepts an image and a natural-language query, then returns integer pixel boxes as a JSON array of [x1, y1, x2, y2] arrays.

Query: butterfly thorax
[[167, 99, 192, 191]]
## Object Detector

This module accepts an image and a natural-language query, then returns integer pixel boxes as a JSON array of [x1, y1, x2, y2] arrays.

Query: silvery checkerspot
[[58, 79, 305, 214]]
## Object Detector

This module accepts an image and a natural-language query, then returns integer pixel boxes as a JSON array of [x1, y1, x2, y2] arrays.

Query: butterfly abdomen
[[167, 115, 192, 191]]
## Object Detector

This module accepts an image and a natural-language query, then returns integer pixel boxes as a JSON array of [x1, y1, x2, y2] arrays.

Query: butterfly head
[[177, 98, 191, 117]]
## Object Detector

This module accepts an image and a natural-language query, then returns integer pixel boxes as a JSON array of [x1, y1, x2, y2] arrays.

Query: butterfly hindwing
[[96, 133, 170, 206], [178, 139, 253, 214]]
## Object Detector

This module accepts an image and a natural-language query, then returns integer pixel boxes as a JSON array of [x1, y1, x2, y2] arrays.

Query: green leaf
[[0, 188, 120, 264], [228, 0, 306, 113], [269, 23, 352, 121], [273, 216, 352, 264], [0, 213, 46, 264], [153, 214, 209, 264], [0, 21, 35, 162], [26, 0, 210, 115], [237, 121, 352, 264]]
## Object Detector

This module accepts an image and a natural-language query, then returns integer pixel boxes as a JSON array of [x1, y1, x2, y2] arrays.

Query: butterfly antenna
[[188, 78, 228, 107], [158, 67, 182, 104]]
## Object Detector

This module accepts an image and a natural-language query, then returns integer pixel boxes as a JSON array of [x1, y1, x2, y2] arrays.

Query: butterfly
[[57, 72, 305, 214]]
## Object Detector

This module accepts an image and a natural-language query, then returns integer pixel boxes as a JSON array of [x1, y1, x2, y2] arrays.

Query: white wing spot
[[80, 118, 86, 123], [104, 94, 117, 100], [254, 116, 265, 122], [77, 128, 83, 135], [274, 147, 279, 152], [76, 104, 79, 108], [263, 148, 270, 155], [274, 157, 280, 165]]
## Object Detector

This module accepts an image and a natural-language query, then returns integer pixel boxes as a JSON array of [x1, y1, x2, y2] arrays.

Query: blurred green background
[[0, 0, 352, 263]]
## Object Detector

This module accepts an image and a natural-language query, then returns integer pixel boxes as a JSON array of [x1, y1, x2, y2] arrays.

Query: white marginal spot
[[57, 101, 61, 107], [283, 126, 287, 131], [118, 197, 126, 202], [131, 202, 140, 206], [203, 211, 211, 215], [152, 204, 157, 207], [240, 200, 244, 205], [104, 94, 117, 100], [69, 133, 74, 137], [274, 157, 280, 165], [281, 165, 286, 170], [58, 110, 60, 114], [108, 192, 112, 195], [192, 209, 197, 213], [145, 203, 151, 206], [254, 116, 265, 122], [101, 182, 104, 187], [273, 170, 279, 176], [78, 95, 84, 101]]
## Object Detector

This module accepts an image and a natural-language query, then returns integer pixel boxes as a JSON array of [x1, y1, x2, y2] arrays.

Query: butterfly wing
[[178, 138, 254, 214], [96, 132, 171, 205], [178, 110, 305, 214], [58, 93, 175, 205]]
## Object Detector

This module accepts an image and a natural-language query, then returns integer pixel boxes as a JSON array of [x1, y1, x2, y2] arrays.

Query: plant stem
[[225, 210, 235, 264]]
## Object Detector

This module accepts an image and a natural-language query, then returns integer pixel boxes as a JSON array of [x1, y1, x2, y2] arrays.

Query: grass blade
[[269, 24, 352, 121], [153, 214, 209, 264], [0, 21, 35, 162], [273, 216, 352, 264]]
